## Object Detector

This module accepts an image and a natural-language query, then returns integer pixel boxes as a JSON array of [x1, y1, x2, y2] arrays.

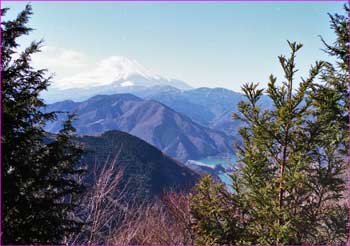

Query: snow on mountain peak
[[99, 56, 162, 81], [56, 56, 166, 89], [120, 81, 135, 87]]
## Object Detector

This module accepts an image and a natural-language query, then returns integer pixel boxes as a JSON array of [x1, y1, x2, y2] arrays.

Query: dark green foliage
[[318, 4, 349, 146], [190, 175, 250, 244], [1, 5, 86, 244], [191, 7, 349, 244], [191, 39, 347, 244], [308, 5, 349, 242]]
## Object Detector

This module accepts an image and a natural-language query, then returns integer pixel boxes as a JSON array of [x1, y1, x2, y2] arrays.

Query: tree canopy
[[2, 5, 86, 244]]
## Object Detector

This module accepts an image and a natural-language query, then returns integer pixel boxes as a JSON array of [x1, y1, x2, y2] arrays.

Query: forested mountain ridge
[[44, 93, 235, 161], [44, 84, 272, 136], [134, 86, 254, 136], [3, 3, 348, 245], [76, 130, 200, 201]]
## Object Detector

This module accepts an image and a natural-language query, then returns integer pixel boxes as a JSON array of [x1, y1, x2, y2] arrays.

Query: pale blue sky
[[2, 1, 346, 91]]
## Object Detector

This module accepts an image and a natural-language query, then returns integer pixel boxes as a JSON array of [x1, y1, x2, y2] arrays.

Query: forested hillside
[[77, 130, 200, 201], [2, 3, 348, 245], [44, 93, 234, 161]]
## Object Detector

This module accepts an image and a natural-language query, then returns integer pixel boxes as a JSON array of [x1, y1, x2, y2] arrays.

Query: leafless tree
[[63, 154, 195, 245], [109, 191, 194, 245], [65, 156, 131, 244]]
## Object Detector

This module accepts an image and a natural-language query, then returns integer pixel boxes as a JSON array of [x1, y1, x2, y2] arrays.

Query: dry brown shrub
[[109, 191, 194, 245]]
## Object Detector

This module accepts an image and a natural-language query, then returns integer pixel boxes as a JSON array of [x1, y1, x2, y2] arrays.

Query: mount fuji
[[42, 56, 192, 103]]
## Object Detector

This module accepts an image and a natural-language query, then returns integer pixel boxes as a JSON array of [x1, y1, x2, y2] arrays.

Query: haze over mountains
[[44, 93, 234, 162], [43, 56, 270, 136], [42, 55, 274, 186], [133, 86, 247, 136], [42, 56, 191, 103], [43, 56, 271, 167]]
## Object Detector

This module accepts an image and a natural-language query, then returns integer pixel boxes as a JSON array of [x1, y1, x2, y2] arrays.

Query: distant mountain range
[[42, 56, 192, 103], [40, 56, 275, 194], [132, 86, 250, 136], [43, 56, 272, 168], [44, 86, 269, 138], [42, 56, 272, 137], [76, 130, 200, 201], [44, 93, 234, 162]]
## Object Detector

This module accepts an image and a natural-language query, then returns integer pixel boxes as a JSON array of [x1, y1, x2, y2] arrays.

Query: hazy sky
[[2, 1, 345, 91]]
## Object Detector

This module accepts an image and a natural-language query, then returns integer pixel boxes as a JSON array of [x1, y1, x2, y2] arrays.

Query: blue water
[[193, 155, 236, 189], [196, 155, 236, 169], [218, 172, 234, 192]]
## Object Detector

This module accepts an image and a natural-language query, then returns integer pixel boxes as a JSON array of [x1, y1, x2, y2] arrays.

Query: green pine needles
[[1, 3, 348, 245], [2, 5, 86, 244], [191, 6, 349, 244]]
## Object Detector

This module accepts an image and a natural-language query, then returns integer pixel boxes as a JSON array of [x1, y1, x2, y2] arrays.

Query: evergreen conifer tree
[[191, 40, 347, 244], [307, 4, 349, 242], [2, 5, 86, 244], [190, 175, 249, 244]]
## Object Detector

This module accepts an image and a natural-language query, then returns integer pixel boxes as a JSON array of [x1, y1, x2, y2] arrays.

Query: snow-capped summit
[[55, 56, 191, 91], [44, 56, 192, 102], [96, 56, 162, 81]]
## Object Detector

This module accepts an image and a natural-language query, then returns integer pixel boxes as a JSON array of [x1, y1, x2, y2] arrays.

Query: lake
[[189, 155, 236, 189]]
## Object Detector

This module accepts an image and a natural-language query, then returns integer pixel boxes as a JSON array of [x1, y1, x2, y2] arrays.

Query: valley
[[41, 57, 253, 191]]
